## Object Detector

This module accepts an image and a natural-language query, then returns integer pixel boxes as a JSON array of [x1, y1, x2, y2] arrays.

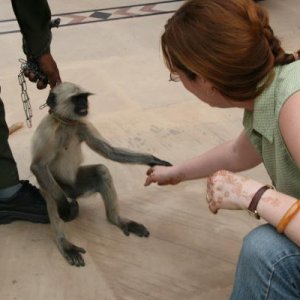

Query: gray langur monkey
[[30, 82, 171, 267]]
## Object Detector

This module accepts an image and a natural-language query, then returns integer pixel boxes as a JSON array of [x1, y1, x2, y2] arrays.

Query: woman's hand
[[206, 170, 263, 214], [144, 165, 184, 186]]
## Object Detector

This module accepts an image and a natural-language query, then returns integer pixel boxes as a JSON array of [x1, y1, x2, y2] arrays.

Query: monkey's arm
[[79, 122, 171, 167], [31, 160, 67, 208], [31, 142, 77, 222], [30, 129, 69, 210]]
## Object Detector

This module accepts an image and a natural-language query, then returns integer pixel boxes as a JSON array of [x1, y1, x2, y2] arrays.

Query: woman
[[144, 0, 300, 298]]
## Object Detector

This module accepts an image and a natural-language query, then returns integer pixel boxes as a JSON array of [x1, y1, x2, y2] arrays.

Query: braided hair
[[161, 0, 300, 101]]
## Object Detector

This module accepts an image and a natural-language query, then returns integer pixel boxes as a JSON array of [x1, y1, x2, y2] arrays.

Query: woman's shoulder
[[276, 60, 300, 80], [274, 61, 300, 108]]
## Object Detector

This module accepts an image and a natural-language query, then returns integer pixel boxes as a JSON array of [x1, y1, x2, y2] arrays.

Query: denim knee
[[231, 224, 300, 300], [242, 224, 280, 264]]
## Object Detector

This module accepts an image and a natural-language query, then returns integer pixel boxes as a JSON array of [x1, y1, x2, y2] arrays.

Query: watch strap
[[248, 185, 273, 219]]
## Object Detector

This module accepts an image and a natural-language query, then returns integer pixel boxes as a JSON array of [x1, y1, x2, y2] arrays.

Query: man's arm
[[11, 0, 61, 88], [11, 0, 51, 59]]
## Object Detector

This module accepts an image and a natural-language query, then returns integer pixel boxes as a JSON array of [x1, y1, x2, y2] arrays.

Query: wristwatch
[[247, 185, 274, 219]]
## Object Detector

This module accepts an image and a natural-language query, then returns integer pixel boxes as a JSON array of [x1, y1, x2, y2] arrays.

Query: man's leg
[[0, 97, 49, 224], [0, 98, 20, 189]]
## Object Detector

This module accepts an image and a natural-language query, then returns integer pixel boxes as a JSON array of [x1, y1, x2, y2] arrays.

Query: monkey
[[30, 82, 171, 267]]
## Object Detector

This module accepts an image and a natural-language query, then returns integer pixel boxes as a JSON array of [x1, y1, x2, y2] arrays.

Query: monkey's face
[[47, 82, 93, 120], [71, 94, 89, 116]]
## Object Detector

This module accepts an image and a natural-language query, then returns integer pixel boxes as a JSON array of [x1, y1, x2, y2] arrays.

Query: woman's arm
[[207, 170, 300, 246], [145, 130, 262, 186], [279, 90, 300, 169]]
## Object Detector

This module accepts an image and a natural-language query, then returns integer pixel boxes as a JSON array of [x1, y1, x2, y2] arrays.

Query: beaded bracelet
[[276, 200, 300, 233]]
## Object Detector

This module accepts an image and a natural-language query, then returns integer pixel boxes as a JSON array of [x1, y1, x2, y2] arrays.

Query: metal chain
[[18, 61, 32, 128], [16, 18, 61, 128]]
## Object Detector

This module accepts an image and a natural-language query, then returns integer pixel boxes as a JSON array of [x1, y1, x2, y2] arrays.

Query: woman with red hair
[[145, 0, 300, 298]]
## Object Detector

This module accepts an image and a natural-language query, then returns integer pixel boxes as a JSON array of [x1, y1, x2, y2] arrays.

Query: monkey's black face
[[71, 93, 89, 116]]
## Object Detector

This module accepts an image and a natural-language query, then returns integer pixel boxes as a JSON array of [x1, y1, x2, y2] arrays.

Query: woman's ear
[[196, 74, 205, 84], [200, 78, 215, 96], [206, 86, 215, 97]]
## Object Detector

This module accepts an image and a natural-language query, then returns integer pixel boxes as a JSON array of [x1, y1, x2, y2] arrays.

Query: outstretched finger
[[144, 176, 156, 186]]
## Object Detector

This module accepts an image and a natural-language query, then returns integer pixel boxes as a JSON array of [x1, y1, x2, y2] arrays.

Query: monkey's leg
[[39, 189, 86, 267], [73, 165, 149, 237]]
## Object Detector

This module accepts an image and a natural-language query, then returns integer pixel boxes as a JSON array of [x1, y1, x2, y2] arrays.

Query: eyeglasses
[[169, 72, 181, 82]]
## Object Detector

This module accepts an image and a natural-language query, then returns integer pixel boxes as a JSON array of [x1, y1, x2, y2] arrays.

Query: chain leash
[[16, 18, 61, 128], [18, 58, 50, 127], [18, 59, 32, 128]]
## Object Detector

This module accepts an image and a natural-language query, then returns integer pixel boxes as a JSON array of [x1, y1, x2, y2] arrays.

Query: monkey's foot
[[119, 219, 150, 237], [57, 237, 86, 267], [58, 199, 79, 222]]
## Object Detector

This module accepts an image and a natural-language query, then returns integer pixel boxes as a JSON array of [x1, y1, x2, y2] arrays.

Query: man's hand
[[36, 53, 61, 89], [25, 53, 61, 89]]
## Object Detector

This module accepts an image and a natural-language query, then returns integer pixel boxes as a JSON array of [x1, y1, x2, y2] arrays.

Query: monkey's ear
[[46, 92, 57, 109], [85, 92, 94, 97]]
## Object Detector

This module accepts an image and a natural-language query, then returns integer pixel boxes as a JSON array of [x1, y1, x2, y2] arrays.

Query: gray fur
[[30, 82, 171, 267]]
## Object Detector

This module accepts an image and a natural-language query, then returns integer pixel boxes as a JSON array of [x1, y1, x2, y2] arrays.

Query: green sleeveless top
[[243, 60, 300, 198]]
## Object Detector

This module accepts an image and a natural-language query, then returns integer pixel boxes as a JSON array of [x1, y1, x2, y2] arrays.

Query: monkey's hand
[[57, 237, 86, 267], [118, 217, 150, 237], [57, 198, 79, 222], [148, 156, 172, 167]]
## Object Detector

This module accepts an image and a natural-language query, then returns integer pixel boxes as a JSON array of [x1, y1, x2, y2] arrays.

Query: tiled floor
[[0, 1, 182, 34], [0, 1, 300, 299]]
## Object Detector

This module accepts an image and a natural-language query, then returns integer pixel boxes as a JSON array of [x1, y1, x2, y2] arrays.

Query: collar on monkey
[[49, 110, 79, 126]]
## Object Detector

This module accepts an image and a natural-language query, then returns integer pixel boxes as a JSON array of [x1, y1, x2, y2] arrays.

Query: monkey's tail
[[9, 122, 24, 135]]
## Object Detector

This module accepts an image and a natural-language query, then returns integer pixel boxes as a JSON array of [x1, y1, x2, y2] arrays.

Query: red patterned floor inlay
[[0, 1, 183, 35]]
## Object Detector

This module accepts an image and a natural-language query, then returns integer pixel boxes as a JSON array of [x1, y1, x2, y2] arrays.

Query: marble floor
[[0, 0, 299, 299]]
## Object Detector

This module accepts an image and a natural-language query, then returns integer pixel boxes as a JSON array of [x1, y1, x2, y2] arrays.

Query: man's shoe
[[0, 180, 50, 224]]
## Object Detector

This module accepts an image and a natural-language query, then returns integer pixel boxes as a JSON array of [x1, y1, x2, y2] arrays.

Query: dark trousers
[[0, 97, 19, 188]]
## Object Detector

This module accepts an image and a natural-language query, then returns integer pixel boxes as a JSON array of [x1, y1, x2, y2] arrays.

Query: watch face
[[247, 209, 260, 219]]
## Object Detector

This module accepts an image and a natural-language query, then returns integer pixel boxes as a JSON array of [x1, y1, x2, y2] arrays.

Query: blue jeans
[[231, 224, 300, 300]]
